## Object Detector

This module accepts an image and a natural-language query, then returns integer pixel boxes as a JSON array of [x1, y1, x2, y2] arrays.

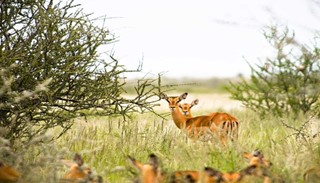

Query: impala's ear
[[185, 174, 197, 183], [252, 149, 262, 157], [148, 154, 159, 169], [97, 176, 103, 183], [73, 153, 84, 166], [242, 152, 252, 159], [180, 92, 188, 100], [191, 99, 199, 107], [159, 93, 167, 100], [128, 156, 143, 171], [178, 104, 182, 108], [204, 167, 222, 177]]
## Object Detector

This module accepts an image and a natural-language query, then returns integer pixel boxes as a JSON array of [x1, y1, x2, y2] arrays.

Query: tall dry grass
[[1, 93, 319, 182], [54, 107, 320, 183]]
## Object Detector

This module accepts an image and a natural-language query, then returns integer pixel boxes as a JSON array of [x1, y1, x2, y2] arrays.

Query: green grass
[[50, 109, 320, 183]]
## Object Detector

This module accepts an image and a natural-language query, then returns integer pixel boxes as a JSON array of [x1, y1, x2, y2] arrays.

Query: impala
[[179, 98, 239, 141], [243, 149, 272, 168], [0, 161, 20, 182], [160, 92, 238, 145], [170, 167, 221, 183], [128, 154, 223, 183], [179, 99, 199, 117], [128, 154, 164, 183], [127, 153, 264, 183], [201, 165, 263, 183], [60, 153, 102, 183], [243, 150, 285, 183]]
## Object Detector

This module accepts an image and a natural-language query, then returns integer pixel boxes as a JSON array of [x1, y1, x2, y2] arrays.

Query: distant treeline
[[123, 76, 242, 94]]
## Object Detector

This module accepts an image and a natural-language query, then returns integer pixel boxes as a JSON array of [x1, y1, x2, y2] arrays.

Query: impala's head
[[61, 153, 102, 183], [159, 92, 188, 112], [0, 161, 20, 182], [243, 149, 272, 168], [179, 99, 199, 117], [128, 153, 163, 183]]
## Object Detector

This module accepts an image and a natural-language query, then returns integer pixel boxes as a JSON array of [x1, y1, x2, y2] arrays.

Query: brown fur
[[179, 100, 239, 140], [127, 152, 273, 183], [170, 167, 223, 183], [242, 150, 284, 183], [128, 154, 223, 183], [128, 154, 164, 183], [202, 165, 261, 183], [60, 153, 102, 183], [243, 150, 272, 168], [0, 161, 20, 183], [303, 166, 320, 183]]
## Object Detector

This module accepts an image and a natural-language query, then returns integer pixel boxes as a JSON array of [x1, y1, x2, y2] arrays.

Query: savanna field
[[4, 91, 317, 183], [3, 1, 320, 182]]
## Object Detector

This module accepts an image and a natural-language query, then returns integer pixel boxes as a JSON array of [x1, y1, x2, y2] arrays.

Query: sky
[[74, 0, 320, 79]]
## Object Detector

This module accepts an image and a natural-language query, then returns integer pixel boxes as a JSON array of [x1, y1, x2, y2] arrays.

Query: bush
[[0, 0, 161, 145], [227, 26, 320, 118]]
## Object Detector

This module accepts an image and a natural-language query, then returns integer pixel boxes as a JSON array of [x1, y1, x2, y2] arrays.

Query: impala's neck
[[171, 106, 188, 129], [186, 111, 192, 118]]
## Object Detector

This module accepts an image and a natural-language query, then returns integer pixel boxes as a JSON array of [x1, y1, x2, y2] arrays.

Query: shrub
[[227, 26, 320, 118], [0, 0, 161, 145]]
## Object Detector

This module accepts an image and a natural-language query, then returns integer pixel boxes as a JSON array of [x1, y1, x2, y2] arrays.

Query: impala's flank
[[212, 112, 239, 141]]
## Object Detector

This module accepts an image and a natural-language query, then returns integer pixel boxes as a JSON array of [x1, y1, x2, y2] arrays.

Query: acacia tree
[[0, 0, 162, 144], [227, 26, 320, 118]]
